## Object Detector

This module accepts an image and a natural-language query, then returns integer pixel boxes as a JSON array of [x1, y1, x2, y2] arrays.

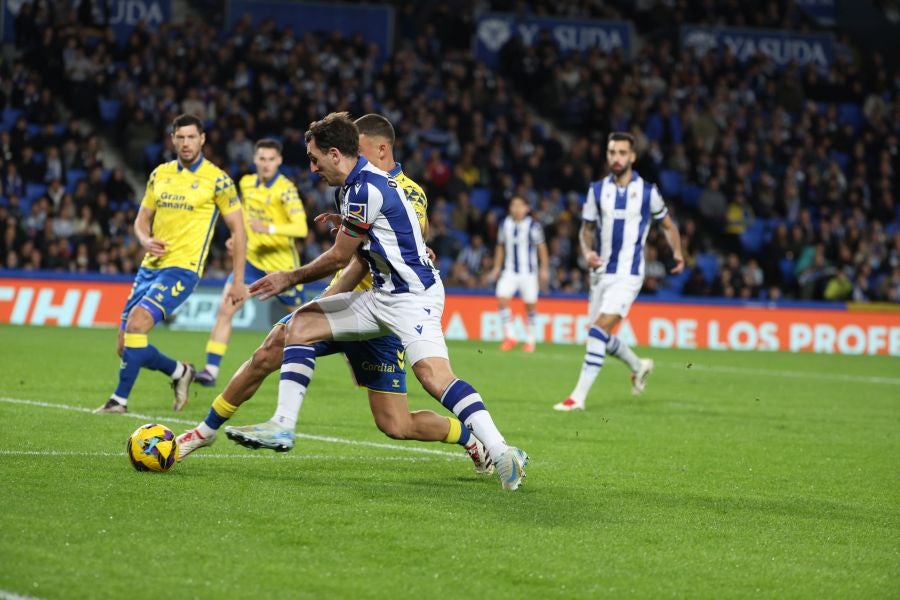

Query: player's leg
[[496, 272, 517, 350], [522, 274, 540, 353], [97, 268, 195, 413], [606, 333, 653, 395], [556, 275, 642, 410], [195, 280, 244, 387], [350, 334, 494, 473], [177, 323, 287, 459], [382, 284, 526, 489], [227, 291, 380, 452]]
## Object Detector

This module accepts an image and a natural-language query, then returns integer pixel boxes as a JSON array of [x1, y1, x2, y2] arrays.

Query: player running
[[95, 114, 246, 414], [194, 138, 308, 387], [176, 114, 494, 476], [488, 195, 549, 353], [555, 132, 683, 411]]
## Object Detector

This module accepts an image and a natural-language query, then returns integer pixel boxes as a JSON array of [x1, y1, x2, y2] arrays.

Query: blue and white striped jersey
[[498, 215, 545, 275], [340, 157, 439, 294], [582, 171, 668, 277]]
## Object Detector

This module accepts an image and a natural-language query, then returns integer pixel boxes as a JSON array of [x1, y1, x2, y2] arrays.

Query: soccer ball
[[126, 423, 178, 472]]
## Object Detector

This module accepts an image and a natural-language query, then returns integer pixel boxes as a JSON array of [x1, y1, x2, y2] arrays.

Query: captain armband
[[340, 218, 370, 238]]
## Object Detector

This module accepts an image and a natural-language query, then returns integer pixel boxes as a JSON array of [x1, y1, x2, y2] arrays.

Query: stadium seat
[[837, 103, 863, 133], [66, 168, 87, 192], [470, 187, 491, 213], [1, 108, 23, 128], [144, 143, 162, 165], [740, 220, 766, 254], [779, 258, 796, 284], [829, 150, 850, 173], [451, 229, 470, 247], [681, 184, 701, 209], [695, 253, 719, 283], [659, 170, 683, 198], [664, 269, 690, 293], [25, 183, 47, 202], [98, 97, 121, 123]]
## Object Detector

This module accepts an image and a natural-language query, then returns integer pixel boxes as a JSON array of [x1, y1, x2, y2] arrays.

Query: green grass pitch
[[0, 323, 897, 598]]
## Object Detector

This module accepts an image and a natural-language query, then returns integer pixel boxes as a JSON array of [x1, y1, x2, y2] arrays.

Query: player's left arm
[[650, 185, 683, 274], [533, 222, 550, 288], [537, 242, 550, 289], [215, 173, 247, 304]]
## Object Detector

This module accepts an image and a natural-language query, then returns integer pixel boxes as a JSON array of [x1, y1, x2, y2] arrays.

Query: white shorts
[[496, 271, 539, 304], [588, 272, 643, 321], [316, 282, 449, 366]]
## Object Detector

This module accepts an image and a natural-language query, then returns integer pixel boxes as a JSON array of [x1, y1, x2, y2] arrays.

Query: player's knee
[[251, 343, 281, 374]]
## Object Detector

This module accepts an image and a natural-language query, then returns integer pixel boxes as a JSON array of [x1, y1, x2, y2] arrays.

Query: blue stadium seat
[[25, 183, 47, 202], [144, 143, 162, 165], [664, 269, 690, 293], [739, 220, 765, 254], [829, 150, 850, 173], [1, 108, 23, 127], [451, 229, 470, 247], [470, 187, 491, 213], [779, 258, 796, 284], [837, 103, 863, 132], [98, 97, 121, 123], [681, 184, 701, 209], [66, 168, 87, 192], [695, 253, 719, 283], [659, 170, 683, 198]]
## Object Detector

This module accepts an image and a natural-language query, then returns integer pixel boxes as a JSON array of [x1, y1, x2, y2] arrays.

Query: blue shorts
[[229, 260, 306, 308], [121, 266, 200, 329], [276, 312, 407, 394]]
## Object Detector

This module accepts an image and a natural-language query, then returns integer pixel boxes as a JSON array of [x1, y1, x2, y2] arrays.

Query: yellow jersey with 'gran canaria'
[[240, 172, 308, 273], [140, 157, 240, 276], [329, 163, 428, 292]]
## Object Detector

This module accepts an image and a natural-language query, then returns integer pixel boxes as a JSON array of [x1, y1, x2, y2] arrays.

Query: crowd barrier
[[1, 272, 898, 356]]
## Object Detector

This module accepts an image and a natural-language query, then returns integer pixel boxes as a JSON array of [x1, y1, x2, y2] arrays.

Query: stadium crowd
[[1, 0, 898, 303]]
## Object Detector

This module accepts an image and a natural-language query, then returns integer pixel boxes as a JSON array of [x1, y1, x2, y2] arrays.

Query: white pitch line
[[0, 397, 463, 458], [654, 361, 900, 385], [0, 449, 445, 462], [0, 590, 43, 600]]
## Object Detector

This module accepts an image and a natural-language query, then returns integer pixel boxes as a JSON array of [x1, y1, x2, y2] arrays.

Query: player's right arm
[[580, 184, 602, 269], [134, 206, 166, 257], [136, 169, 166, 256], [489, 225, 505, 281]]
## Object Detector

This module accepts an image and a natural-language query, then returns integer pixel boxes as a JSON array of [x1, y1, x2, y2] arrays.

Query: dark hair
[[171, 113, 204, 134], [354, 114, 395, 146], [255, 138, 283, 154], [305, 112, 359, 156], [607, 131, 635, 148]]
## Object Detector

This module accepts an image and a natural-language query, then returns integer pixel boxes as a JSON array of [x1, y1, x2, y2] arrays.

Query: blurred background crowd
[[1, 0, 898, 303]]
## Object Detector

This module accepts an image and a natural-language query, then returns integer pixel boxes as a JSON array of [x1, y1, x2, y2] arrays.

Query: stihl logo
[[0, 286, 103, 326]]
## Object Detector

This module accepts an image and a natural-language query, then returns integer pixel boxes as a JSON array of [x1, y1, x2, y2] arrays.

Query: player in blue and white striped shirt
[[490, 196, 549, 353], [249, 113, 528, 490], [555, 132, 684, 411]]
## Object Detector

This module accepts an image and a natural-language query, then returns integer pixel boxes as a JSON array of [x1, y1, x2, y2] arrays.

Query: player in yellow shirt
[[195, 139, 308, 386], [95, 114, 247, 414], [176, 114, 493, 475]]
